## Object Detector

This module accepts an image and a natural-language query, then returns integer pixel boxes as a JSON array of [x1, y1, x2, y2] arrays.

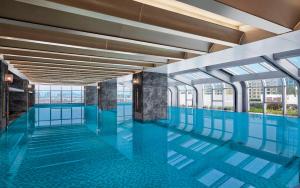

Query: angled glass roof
[[177, 71, 212, 80], [223, 63, 277, 75], [287, 56, 300, 68], [224, 67, 248, 75]]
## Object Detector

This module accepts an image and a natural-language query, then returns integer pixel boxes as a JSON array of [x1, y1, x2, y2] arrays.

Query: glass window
[[39, 85, 50, 90], [224, 88, 234, 111], [179, 89, 186, 107], [286, 78, 298, 116], [168, 89, 172, 106], [203, 84, 212, 109], [243, 63, 269, 73], [178, 71, 211, 80], [247, 80, 263, 113], [117, 82, 132, 103], [38, 91, 50, 104], [51, 90, 61, 104], [224, 67, 248, 75], [186, 90, 193, 107], [35, 84, 84, 104], [62, 90, 72, 103], [288, 57, 300, 68]]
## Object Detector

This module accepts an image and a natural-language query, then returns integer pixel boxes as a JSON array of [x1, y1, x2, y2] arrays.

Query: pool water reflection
[[1, 104, 300, 187]]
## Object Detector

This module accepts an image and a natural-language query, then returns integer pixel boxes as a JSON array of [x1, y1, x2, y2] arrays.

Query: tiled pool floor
[[1, 104, 300, 187]]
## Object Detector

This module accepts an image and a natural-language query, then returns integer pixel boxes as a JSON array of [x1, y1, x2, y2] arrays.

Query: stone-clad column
[[28, 84, 35, 107], [9, 78, 29, 121], [133, 72, 168, 122], [0, 61, 8, 131], [84, 86, 98, 105], [98, 79, 117, 111]]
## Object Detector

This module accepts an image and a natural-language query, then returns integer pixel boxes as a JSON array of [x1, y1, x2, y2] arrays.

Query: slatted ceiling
[[6, 57, 144, 70], [19, 69, 128, 75], [20, 72, 124, 77], [10, 62, 137, 72], [0, 47, 157, 67], [1, 0, 296, 84], [0, 21, 187, 60], [0, 37, 170, 64]]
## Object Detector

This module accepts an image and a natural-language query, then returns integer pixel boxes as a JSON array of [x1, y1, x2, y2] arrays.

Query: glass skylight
[[224, 62, 277, 75], [177, 71, 211, 80], [288, 57, 300, 68], [244, 63, 269, 73], [224, 67, 248, 75]]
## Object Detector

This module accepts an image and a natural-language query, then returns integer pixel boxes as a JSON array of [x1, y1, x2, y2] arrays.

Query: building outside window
[[117, 82, 132, 103], [202, 83, 234, 111], [178, 85, 194, 107], [35, 85, 84, 104], [246, 78, 298, 116]]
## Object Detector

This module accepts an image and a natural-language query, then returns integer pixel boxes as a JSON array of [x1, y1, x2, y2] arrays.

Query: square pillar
[[84, 86, 98, 105], [0, 61, 8, 131], [9, 78, 29, 121], [133, 72, 168, 122], [98, 79, 117, 111], [28, 84, 35, 107]]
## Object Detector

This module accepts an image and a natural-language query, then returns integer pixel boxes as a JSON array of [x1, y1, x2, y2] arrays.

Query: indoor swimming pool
[[1, 104, 300, 188]]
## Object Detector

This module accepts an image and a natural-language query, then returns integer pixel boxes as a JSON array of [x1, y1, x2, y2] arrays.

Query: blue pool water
[[1, 104, 300, 187]]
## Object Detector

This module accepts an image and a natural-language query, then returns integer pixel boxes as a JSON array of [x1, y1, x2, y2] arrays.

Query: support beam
[[216, 0, 300, 31], [206, 57, 264, 71], [10, 63, 136, 73], [0, 18, 187, 60], [0, 37, 169, 64], [148, 30, 300, 75], [176, 0, 291, 34], [0, 47, 156, 67], [0, 0, 210, 54], [273, 49, 300, 60], [232, 71, 285, 82], [192, 78, 220, 85], [262, 56, 300, 82], [6, 57, 143, 71], [16, 0, 243, 46]]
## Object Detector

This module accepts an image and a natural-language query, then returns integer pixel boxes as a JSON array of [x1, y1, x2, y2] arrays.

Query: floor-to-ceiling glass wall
[[264, 78, 283, 115], [286, 78, 298, 116], [178, 85, 194, 108], [202, 83, 234, 111], [247, 80, 264, 113], [35, 84, 84, 104], [246, 78, 298, 116], [117, 81, 132, 123]]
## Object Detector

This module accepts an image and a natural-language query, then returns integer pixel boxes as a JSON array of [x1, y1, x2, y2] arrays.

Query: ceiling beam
[[206, 57, 264, 71], [176, 0, 291, 34], [28, 75, 114, 81], [0, 38, 169, 64], [20, 71, 125, 76], [9, 60, 138, 72], [16, 0, 243, 46], [231, 71, 285, 82], [273, 49, 300, 60], [18, 69, 131, 75], [0, 47, 156, 67], [148, 30, 300, 75], [0, 18, 187, 60], [11, 65, 136, 74], [5, 56, 144, 70], [216, 0, 300, 31]]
